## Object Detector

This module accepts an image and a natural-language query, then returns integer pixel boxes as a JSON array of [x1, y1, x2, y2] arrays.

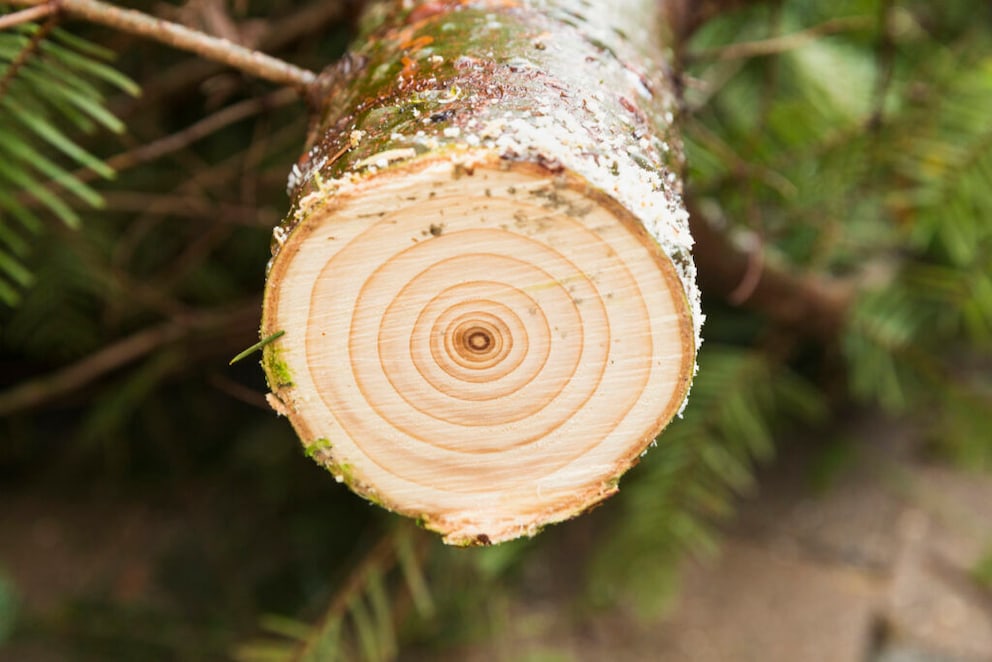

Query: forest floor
[[449, 413, 992, 662], [2, 413, 991, 661]]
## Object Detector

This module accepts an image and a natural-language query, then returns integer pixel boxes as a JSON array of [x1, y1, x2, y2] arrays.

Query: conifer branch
[[115, 0, 351, 117], [688, 202, 853, 342], [667, 0, 769, 39], [0, 7, 57, 102], [0, 302, 259, 416], [291, 532, 399, 662], [0, 2, 56, 30], [72, 87, 299, 185], [7, 0, 317, 89], [690, 15, 874, 62]]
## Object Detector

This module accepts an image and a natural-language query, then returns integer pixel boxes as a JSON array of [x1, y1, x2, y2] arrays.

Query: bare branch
[[690, 15, 875, 62], [688, 200, 853, 342], [666, 0, 769, 41], [7, 0, 317, 88], [89, 87, 297, 182], [116, 0, 353, 116], [0, 2, 57, 30], [0, 302, 259, 416]]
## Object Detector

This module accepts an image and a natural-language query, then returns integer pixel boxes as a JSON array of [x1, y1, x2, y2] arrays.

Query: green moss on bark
[[262, 342, 294, 389]]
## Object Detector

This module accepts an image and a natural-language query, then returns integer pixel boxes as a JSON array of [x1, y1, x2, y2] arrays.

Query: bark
[[261, 0, 700, 544]]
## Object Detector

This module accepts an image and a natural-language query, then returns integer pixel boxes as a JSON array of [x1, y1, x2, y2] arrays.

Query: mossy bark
[[261, 0, 701, 544], [278, 0, 693, 282]]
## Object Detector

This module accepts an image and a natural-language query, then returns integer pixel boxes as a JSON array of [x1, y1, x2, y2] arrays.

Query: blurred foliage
[[685, 0, 992, 467], [1, 0, 991, 659], [0, 569, 17, 644], [234, 526, 437, 662], [974, 548, 992, 589], [0, 18, 137, 305], [586, 346, 826, 615]]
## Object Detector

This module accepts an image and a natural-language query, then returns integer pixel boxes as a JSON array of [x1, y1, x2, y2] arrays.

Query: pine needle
[[0, 13, 135, 306], [230, 331, 285, 365]]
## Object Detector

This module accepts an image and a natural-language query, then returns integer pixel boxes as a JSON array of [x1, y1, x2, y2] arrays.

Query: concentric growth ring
[[343, 233, 601, 458], [430, 298, 524, 382], [263, 158, 695, 542]]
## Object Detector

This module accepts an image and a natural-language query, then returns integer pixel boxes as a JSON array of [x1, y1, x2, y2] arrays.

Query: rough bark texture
[[261, 0, 700, 544]]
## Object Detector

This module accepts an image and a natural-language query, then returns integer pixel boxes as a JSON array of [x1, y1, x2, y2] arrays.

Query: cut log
[[261, 0, 702, 544]]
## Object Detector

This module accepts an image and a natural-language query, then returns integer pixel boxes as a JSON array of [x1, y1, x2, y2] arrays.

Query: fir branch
[[0, 2, 55, 31], [235, 527, 436, 662], [0, 8, 56, 102], [0, 13, 137, 305], [207, 372, 271, 410], [291, 532, 401, 662], [56, 86, 299, 189], [690, 15, 874, 62], [7, 0, 317, 88], [588, 347, 826, 613], [116, 0, 350, 118], [0, 302, 258, 416], [688, 199, 853, 342]]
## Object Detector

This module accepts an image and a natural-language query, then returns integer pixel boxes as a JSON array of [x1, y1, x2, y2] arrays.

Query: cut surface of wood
[[261, 0, 701, 543], [264, 155, 695, 543]]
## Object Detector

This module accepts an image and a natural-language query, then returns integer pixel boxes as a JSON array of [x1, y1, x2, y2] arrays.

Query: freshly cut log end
[[262, 153, 695, 544], [261, 0, 702, 544]]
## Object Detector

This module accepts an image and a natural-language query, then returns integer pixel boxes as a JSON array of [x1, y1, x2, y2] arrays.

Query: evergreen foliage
[[685, 0, 992, 469], [0, 9, 137, 305], [587, 346, 826, 613], [0, 0, 990, 658], [0, 569, 16, 645], [235, 527, 433, 662]]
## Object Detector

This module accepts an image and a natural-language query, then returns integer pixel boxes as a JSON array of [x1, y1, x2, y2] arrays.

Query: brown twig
[[690, 16, 874, 62], [98, 191, 278, 226], [7, 0, 317, 88], [115, 0, 353, 117], [207, 372, 270, 410], [156, 222, 232, 290], [688, 200, 853, 342], [727, 232, 765, 305], [0, 2, 57, 30], [666, 0, 768, 40], [291, 527, 433, 662], [0, 302, 258, 416], [105, 116, 304, 280], [74, 87, 297, 184]]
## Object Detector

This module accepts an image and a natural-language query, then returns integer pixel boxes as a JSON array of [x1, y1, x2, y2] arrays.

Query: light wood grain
[[263, 156, 695, 544]]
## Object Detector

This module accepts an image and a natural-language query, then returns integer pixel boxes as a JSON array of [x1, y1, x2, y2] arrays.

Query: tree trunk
[[260, 0, 701, 545]]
